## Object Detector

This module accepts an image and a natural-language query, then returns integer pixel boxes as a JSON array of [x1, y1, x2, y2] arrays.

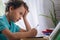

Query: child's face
[[9, 5, 26, 22]]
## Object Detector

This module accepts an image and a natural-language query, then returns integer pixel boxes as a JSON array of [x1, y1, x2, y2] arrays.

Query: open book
[[49, 22, 60, 40]]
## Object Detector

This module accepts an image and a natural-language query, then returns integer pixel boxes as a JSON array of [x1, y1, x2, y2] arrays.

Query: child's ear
[[9, 6, 14, 12]]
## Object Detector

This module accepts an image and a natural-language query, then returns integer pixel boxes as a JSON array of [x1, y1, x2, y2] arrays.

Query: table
[[20, 37, 48, 40]]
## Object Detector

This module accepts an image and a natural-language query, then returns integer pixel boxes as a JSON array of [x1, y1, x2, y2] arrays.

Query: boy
[[0, 1, 37, 40]]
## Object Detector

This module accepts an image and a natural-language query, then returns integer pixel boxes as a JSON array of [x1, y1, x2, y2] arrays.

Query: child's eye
[[20, 12, 23, 15]]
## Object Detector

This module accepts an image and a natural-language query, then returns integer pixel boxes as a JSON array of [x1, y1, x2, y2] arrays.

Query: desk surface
[[20, 37, 48, 40]]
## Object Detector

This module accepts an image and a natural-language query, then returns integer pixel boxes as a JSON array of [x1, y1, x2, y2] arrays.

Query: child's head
[[5, 1, 29, 22]]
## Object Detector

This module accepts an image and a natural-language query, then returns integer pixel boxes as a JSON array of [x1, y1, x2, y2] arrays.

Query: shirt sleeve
[[15, 25, 21, 32], [0, 20, 8, 32]]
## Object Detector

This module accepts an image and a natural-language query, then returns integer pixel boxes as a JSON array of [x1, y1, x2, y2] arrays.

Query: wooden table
[[20, 37, 48, 40]]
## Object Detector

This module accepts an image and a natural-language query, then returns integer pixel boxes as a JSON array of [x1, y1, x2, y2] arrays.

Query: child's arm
[[23, 10, 31, 31], [14, 28, 37, 38], [23, 17, 31, 31], [2, 28, 37, 40]]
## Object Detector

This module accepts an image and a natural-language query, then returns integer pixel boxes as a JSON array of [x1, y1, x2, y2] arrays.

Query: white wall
[[42, 0, 55, 28], [38, 0, 55, 30], [0, 0, 5, 16], [34, 0, 55, 37], [54, 0, 60, 21]]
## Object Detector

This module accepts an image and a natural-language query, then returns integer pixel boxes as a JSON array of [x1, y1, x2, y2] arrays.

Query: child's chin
[[14, 19, 20, 22], [15, 20, 19, 22], [13, 20, 18, 22]]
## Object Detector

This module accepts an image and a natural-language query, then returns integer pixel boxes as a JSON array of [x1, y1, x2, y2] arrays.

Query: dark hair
[[5, 1, 29, 12]]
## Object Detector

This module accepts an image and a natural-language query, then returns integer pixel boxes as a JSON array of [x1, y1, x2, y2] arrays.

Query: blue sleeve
[[15, 25, 20, 32], [0, 20, 8, 32]]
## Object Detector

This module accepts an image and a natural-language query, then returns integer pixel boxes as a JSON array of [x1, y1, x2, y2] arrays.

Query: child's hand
[[29, 28, 37, 37], [23, 10, 29, 18]]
